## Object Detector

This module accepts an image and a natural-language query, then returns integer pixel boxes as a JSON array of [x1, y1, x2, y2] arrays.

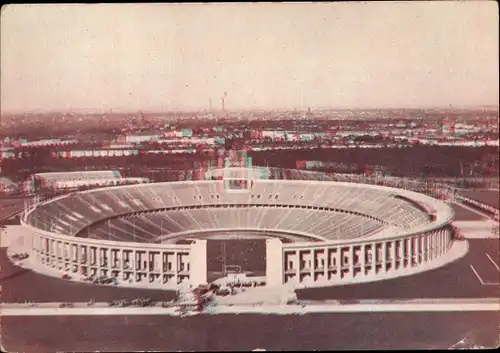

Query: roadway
[[450, 203, 487, 221], [1, 298, 499, 315], [0, 197, 25, 220], [460, 189, 500, 210], [1, 311, 498, 351]]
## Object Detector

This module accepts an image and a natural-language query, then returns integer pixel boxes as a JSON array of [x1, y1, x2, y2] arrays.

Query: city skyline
[[1, 2, 499, 114]]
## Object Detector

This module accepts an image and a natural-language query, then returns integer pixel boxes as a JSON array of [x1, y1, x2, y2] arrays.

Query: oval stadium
[[18, 165, 459, 289]]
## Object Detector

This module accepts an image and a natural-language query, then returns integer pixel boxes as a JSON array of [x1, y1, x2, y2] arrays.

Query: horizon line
[[2, 104, 499, 116]]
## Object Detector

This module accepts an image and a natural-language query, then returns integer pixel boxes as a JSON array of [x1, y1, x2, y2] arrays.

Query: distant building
[[440, 120, 455, 136], [0, 177, 17, 194], [124, 134, 161, 144], [28, 170, 130, 192]]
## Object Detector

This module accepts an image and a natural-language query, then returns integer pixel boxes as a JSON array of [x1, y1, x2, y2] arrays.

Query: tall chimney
[[221, 91, 227, 113]]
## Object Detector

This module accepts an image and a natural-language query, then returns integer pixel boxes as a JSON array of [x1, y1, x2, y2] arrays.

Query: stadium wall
[[17, 169, 457, 289], [266, 225, 454, 288], [20, 206, 454, 289], [21, 213, 208, 288]]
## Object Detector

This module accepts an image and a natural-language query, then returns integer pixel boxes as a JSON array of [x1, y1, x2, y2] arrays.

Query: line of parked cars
[[107, 297, 156, 307], [11, 252, 29, 261], [15, 299, 36, 307], [81, 274, 118, 285]]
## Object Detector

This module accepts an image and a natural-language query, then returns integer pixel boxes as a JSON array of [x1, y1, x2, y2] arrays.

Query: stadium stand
[[26, 178, 431, 242]]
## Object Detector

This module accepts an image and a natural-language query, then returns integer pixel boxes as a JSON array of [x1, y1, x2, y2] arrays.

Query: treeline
[[250, 146, 499, 178], [1, 146, 498, 182]]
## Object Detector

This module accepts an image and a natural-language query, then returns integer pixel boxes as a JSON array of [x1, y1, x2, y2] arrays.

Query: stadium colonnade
[[19, 167, 456, 289]]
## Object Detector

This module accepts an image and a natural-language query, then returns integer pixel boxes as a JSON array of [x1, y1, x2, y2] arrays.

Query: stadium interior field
[[205, 238, 267, 283]]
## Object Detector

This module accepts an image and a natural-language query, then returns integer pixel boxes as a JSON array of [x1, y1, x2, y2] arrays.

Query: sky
[[1, 2, 498, 113]]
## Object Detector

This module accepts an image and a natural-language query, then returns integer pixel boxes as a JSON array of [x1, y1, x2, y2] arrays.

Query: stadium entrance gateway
[[177, 234, 285, 287]]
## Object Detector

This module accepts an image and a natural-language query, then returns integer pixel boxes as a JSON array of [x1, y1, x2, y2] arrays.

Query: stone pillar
[[78, 245, 83, 267], [348, 246, 354, 279], [426, 234, 432, 261], [172, 251, 178, 284], [434, 232, 438, 260], [438, 230, 443, 254], [391, 241, 397, 270], [265, 239, 283, 286], [382, 242, 387, 273], [399, 240, 405, 269], [427, 234, 432, 262], [134, 250, 139, 282], [310, 249, 315, 281], [371, 243, 376, 275], [295, 251, 301, 281], [52, 240, 57, 267], [428, 233, 433, 260], [48, 239, 53, 266], [53, 240, 58, 261], [162, 252, 167, 273], [437, 230, 442, 257], [190, 240, 208, 286], [408, 238, 413, 267], [97, 247, 102, 268], [361, 244, 366, 276], [334, 248, 341, 278], [420, 236, 426, 263], [87, 246, 92, 267], [420, 235, 425, 264], [75, 244, 79, 266], [107, 248, 112, 273], [146, 251, 151, 273], [323, 248, 328, 279], [86, 246, 91, 267], [121, 249, 127, 281]]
